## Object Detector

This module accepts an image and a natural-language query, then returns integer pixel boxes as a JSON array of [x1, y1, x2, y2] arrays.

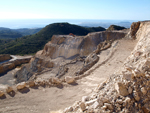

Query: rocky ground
[[0, 38, 137, 113]]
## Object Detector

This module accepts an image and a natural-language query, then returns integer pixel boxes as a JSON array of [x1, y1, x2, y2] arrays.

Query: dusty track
[[0, 39, 137, 113]]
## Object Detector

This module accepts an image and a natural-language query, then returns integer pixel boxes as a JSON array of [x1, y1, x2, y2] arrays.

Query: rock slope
[[62, 21, 150, 113], [14, 30, 127, 83]]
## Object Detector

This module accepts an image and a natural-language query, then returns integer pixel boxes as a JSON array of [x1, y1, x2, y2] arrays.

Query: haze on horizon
[[0, 0, 149, 20]]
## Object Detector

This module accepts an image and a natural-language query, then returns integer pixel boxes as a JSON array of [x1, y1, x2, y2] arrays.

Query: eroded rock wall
[[0, 54, 11, 62], [62, 21, 150, 113], [41, 31, 126, 59], [14, 30, 127, 83]]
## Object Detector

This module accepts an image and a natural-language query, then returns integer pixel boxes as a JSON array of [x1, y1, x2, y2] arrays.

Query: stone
[[82, 96, 89, 102], [97, 82, 106, 90], [141, 87, 147, 95], [124, 97, 131, 106], [122, 71, 133, 81], [85, 99, 97, 106], [128, 86, 133, 94], [115, 82, 129, 96], [104, 103, 113, 110], [101, 105, 107, 110], [91, 101, 101, 109], [116, 99, 123, 104], [63, 106, 73, 113], [16, 82, 26, 90], [28, 81, 35, 87], [6, 86, 13, 93], [65, 76, 75, 84], [52, 77, 61, 84], [133, 91, 140, 101], [132, 69, 144, 77], [0, 91, 5, 97], [79, 102, 86, 111]]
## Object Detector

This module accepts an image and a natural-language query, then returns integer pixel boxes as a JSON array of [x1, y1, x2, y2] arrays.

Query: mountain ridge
[[0, 23, 106, 55]]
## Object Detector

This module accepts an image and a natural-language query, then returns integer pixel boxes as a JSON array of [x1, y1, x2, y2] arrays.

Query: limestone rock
[[0, 91, 5, 97], [28, 81, 35, 87], [64, 106, 73, 113], [79, 102, 86, 111], [6, 86, 13, 93], [133, 91, 140, 101], [65, 76, 75, 84], [16, 82, 26, 90], [115, 82, 129, 96], [52, 77, 61, 84], [141, 87, 147, 95], [128, 86, 133, 94], [85, 99, 97, 106], [0, 54, 11, 62], [104, 103, 113, 110], [91, 101, 102, 109], [122, 71, 133, 81], [82, 96, 89, 102]]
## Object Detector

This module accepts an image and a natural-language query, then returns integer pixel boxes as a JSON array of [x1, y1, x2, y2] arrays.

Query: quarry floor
[[0, 39, 137, 113]]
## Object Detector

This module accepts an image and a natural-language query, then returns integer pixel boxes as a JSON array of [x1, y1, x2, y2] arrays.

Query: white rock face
[[65, 76, 75, 84], [115, 82, 129, 96], [16, 82, 26, 90]]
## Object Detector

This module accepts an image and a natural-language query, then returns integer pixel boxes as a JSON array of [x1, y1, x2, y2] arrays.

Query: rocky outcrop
[[15, 30, 126, 83], [0, 58, 31, 75], [62, 21, 150, 113], [41, 31, 126, 59], [0, 54, 11, 62]]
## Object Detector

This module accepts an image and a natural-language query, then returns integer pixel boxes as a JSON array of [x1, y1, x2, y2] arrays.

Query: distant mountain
[[79, 21, 132, 28], [0, 23, 106, 55], [0, 27, 22, 39], [0, 27, 42, 39], [106, 25, 126, 31], [13, 28, 42, 36]]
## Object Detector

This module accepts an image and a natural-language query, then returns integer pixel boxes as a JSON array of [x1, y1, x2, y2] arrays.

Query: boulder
[[6, 86, 13, 93], [0, 91, 5, 97], [63, 106, 73, 113], [82, 96, 90, 102], [65, 76, 75, 84], [79, 102, 86, 111], [52, 77, 61, 84], [104, 103, 113, 110], [115, 82, 129, 96], [85, 99, 97, 106], [16, 82, 26, 90], [28, 81, 35, 87]]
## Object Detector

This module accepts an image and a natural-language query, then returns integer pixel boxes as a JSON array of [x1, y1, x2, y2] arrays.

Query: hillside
[[0, 23, 105, 55], [107, 24, 126, 31], [0, 27, 22, 39], [13, 28, 42, 36]]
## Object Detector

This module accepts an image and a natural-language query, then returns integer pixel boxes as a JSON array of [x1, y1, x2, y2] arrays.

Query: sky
[[0, 0, 149, 20]]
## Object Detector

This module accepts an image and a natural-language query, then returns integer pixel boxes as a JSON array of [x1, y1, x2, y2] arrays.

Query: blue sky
[[0, 0, 149, 20]]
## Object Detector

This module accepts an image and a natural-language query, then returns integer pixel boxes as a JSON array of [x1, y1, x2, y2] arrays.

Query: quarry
[[0, 21, 150, 113]]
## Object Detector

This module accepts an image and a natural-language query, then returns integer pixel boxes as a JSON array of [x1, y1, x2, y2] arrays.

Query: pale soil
[[0, 39, 137, 113]]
